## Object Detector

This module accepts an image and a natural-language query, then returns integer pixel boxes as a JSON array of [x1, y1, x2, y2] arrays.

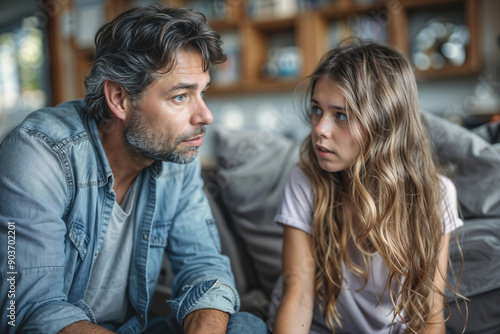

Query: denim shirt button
[[142, 233, 148, 240], [140, 313, 144, 319], [94, 252, 98, 258]]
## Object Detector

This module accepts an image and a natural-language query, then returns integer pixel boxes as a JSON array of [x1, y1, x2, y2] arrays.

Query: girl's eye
[[312, 106, 322, 116], [201, 91, 206, 99], [336, 112, 347, 121]]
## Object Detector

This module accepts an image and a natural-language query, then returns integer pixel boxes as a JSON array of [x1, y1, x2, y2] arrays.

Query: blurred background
[[0, 0, 499, 167]]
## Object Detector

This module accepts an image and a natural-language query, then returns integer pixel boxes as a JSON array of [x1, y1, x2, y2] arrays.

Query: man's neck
[[98, 121, 153, 205]]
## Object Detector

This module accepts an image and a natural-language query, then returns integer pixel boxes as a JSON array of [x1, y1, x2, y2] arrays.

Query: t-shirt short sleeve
[[274, 165, 314, 234], [438, 174, 464, 234]]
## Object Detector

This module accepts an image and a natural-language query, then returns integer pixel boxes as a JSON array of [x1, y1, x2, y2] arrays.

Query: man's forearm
[[58, 320, 116, 334], [183, 309, 230, 334]]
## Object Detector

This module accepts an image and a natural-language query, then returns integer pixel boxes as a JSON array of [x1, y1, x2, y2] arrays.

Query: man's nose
[[192, 98, 213, 125]]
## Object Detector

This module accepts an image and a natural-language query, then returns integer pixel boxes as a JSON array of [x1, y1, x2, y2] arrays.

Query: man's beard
[[124, 107, 204, 164]]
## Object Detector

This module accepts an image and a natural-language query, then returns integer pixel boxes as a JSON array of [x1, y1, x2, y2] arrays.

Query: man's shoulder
[[17, 100, 89, 145]]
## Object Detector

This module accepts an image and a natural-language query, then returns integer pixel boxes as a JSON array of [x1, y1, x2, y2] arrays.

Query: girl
[[271, 40, 463, 333]]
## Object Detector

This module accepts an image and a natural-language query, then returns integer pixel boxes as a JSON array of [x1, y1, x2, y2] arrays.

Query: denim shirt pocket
[[68, 220, 89, 260], [150, 220, 171, 247], [206, 219, 222, 253]]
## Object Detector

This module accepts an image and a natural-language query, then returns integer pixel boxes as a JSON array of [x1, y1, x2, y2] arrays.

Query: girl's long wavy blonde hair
[[298, 40, 461, 333]]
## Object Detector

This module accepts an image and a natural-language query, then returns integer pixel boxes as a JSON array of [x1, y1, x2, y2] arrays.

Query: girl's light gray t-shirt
[[273, 166, 463, 334]]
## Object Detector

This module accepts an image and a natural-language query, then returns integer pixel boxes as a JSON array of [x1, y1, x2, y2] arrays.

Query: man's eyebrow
[[168, 81, 211, 93], [168, 82, 199, 93], [311, 98, 346, 111]]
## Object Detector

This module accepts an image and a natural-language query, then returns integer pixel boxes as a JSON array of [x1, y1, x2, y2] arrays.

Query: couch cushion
[[424, 115, 500, 299], [447, 217, 500, 299], [215, 128, 300, 296], [423, 112, 500, 218], [214, 114, 500, 301], [204, 179, 250, 294]]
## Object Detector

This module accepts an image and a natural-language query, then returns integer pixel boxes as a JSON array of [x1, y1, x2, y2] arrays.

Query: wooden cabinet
[[48, 0, 481, 104], [389, 0, 480, 79]]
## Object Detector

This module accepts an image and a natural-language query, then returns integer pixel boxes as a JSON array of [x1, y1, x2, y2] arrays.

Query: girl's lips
[[316, 144, 334, 157], [184, 136, 203, 147]]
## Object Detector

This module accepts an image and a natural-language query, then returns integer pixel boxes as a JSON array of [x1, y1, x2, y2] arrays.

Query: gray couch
[[153, 112, 500, 333], [206, 113, 500, 333]]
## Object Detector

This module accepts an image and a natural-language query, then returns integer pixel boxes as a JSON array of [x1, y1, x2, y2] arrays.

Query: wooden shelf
[[249, 15, 297, 31], [48, 0, 482, 103], [208, 19, 239, 31], [415, 62, 481, 80], [390, 0, 481, 81], [318, 2, 384, 20], [397, 0, 463, 8], [208, 78, 300, 96]]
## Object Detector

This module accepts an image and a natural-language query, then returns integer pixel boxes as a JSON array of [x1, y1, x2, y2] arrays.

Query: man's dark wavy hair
[[84, 5, 226, 121]]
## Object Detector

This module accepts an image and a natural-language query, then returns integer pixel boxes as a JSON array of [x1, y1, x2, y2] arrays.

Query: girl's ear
[[103, 80, 129, 121]]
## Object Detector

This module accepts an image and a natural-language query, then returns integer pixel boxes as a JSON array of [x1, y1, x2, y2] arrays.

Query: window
[[0, 15, 49, 139]]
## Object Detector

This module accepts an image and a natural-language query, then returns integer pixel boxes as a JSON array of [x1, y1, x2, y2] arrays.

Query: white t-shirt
[[273, 166, 463, 334], [84, 176, 140, 324]]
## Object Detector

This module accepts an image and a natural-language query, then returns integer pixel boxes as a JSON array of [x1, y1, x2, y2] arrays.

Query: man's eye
[[201, 91, 206, 99], [174, 94, 186, 102]]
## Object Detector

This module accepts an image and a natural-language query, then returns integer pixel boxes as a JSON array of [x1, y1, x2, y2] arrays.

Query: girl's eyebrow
[[311, 97, 346, 111]]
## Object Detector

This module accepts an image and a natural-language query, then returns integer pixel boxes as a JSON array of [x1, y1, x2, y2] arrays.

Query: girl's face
[[310, 78, 360, 173]]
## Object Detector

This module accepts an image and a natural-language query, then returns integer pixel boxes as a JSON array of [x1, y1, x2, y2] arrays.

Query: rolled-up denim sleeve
[[166, 160, 240, 326], [0, 128, 90, 332]]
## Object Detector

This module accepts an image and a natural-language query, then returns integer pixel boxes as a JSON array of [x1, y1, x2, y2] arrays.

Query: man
[[0, 5, 269, 334]]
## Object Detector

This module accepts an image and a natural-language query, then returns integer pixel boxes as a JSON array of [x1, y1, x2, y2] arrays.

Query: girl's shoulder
[[437, 173, 454, 188], [288, 164, 309, 183], [276, 164, 315, 233], [285, 165, 314, 202], [437, 174, 458, 200], [436, 174, 464, 234], [285, 164, 312, 191]]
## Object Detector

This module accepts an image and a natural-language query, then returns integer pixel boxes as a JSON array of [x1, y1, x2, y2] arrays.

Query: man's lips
[[183, 135, 203, 146]]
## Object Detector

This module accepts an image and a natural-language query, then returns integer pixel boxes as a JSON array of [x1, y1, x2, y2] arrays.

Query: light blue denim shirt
[[0, 100, 239, 333]]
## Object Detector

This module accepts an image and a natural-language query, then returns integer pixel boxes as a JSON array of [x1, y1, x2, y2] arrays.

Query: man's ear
[[103, 80, 129, 121]]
